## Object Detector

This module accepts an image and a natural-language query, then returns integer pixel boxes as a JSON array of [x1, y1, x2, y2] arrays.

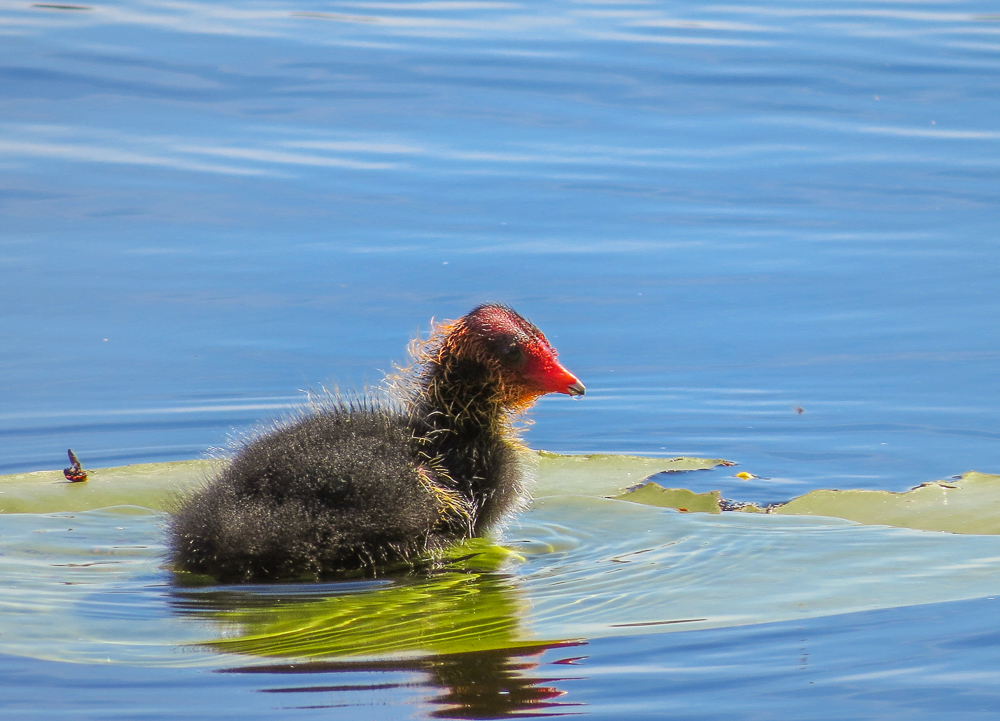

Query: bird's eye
[[502, 346, 525, 365]]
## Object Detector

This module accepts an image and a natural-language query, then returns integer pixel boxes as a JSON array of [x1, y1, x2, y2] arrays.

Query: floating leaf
[[0, 454, 731, 515], [0, 460, 217, 514], [4, 455, 998, 535], [616, 471, 1000, 535], [772, 471, 1000, 533], [534, 452, 733, 497], [610, 485, 722, 514]]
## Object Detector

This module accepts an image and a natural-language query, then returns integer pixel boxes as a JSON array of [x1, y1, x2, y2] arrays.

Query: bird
[[168, 303, 585, 583]]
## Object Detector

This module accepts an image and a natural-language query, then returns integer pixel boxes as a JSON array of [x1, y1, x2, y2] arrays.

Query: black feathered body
[[170, 393, 525, 582], [169, 303, 579, 583]]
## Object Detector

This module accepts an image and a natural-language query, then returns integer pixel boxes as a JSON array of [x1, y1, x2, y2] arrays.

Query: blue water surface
[[2, 0, 999, 717], [6, 596, 1000, 719]]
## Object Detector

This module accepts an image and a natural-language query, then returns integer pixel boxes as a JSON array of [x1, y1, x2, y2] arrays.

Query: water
[[2, 0, 1000, 717], [5, 495, 1000, 719], [8, 597, 1000, 719]]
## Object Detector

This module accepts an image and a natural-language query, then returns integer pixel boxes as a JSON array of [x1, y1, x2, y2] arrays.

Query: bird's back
[[169, 402, 451, 582]]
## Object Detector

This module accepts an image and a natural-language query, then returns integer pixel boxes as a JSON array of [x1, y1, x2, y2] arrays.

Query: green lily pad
[[772, 471, 1000, 533], [0, 453, 732, 515], [5, 454, 998, 535], [616, 470, 1000, 534], [0, 460, 218, 514], [610, 484, 724, 513], [534, 451, 733, 497]]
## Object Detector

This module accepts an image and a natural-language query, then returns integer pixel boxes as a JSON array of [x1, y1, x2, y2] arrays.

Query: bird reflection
[[171, 551, 585, 717], [423, 644, 584, 718], [221, 643, 586, 719]]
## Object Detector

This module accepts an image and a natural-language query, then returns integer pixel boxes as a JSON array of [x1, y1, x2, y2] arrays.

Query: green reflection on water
[[174, 541, 574, 660]]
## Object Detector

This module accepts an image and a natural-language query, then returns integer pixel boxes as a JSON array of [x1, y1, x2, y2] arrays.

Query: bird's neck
[[413, 359, 513, 494]]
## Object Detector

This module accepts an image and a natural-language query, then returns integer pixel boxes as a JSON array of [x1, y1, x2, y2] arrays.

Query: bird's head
[[431, 303, 585, 409]]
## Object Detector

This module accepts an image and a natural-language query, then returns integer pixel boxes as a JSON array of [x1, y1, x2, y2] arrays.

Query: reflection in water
[[422, 646, 584, 720], [223, 644, 586, 719], [172, 551, 585, 717], [170, 542, 574, 659]]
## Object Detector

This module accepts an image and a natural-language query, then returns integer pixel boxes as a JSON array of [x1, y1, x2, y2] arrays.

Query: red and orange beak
[[551, 362, 586, 396], [528, 357, 586, 397]]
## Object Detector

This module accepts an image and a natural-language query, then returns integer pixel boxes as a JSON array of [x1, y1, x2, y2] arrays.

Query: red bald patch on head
[[463, 303, 541, 343]]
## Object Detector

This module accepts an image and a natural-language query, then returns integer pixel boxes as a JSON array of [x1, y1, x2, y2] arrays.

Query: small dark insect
[[63, 449, 88, 483], [795, 406, 805, 414]]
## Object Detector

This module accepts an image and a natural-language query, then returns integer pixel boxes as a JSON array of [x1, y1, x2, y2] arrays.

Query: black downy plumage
[[168, 304, 585, 582]]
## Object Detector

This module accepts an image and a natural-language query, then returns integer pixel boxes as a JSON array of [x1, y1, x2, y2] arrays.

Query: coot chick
[[169, 304, 584, 583]]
